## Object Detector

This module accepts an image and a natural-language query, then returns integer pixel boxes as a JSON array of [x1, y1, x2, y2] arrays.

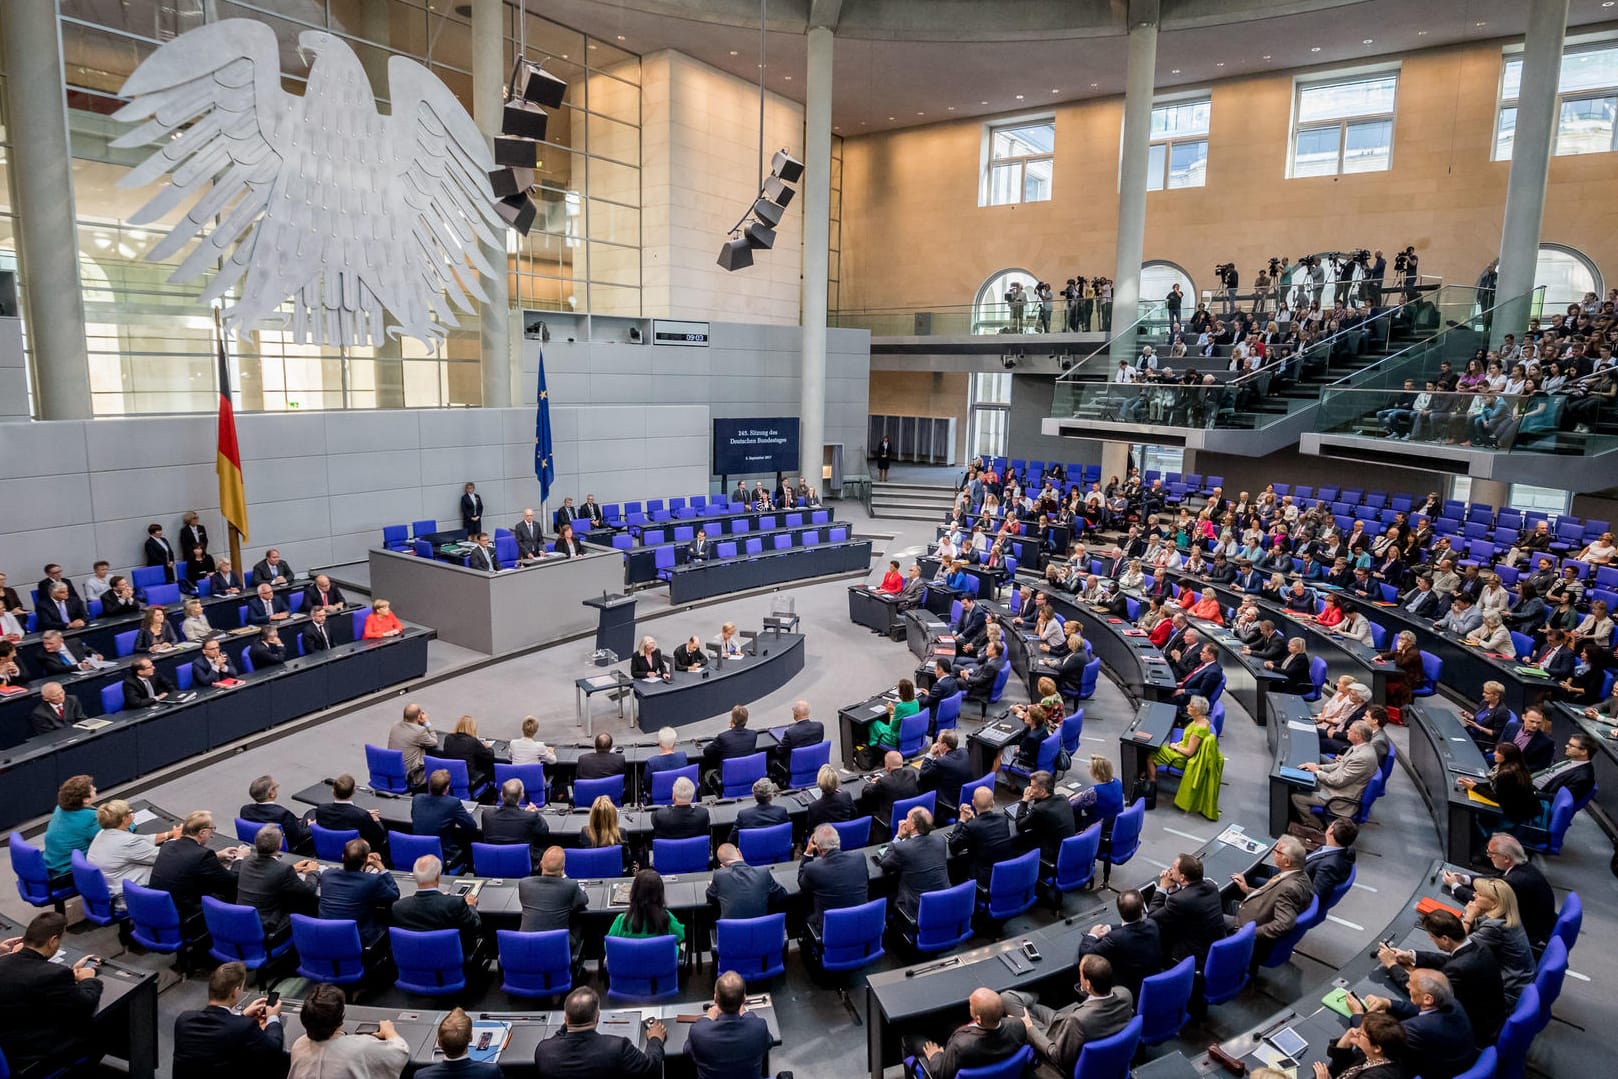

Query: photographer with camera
[[1094, 277, 1113, 333], [1035, 281, 1054, 334], [1061, 278, 1082, 333], [1004, 281, 1027, 333], [1215, 263, 1240, 316], [1396, 246, 1419, 302], [1253, 263, 1273, 317]]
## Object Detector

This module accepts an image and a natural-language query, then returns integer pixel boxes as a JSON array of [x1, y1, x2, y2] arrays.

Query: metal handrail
[[1053, 302, 1168, 382], [1321, 285, 1547, 390]]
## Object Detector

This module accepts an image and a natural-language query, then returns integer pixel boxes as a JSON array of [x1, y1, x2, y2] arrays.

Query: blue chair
[[203, 896, 290, 970], [100, 682, 126, 715], [382, 524, 410, 551], [70, 850, 120, 926], [1305, 656, 1329, 702], [1532, 937, 1568, 1026], [897, 710, 930, 757], [292, 915, 366, 986], [497, 928, 574, 998], [789, 742, 832, 788], [564, 845, 624, 879], [1452, 1047, 1497, 1079], [1138, 955, 1195, 1045], [574, 775, 625, 807], [386, 831, 443, 873], [113, 629, 140, 657], [1059, 709, 1085, 758], [605, 934, 681, 1000], [146, 583, 181, 606], [472, 843, 532, 878], [1552, 892, 1582, 953], [8, 832, 75, 911], [889, 791, 937, 838], [715, 913, 788, 981], [1048, 823, 1103, 901], [828, 816, 873, 850], [721, 752, 769, 797], [123, 882, 185, 956], [130, 566, 167, 591], [908, 1045, 1032, 1079], [365, 744, 409, 794], [1519, 787, 1577, 855], [423, 755, 487, 801], [738, 823, 794, 866], [1259, 895, 1322, 968], [907, 880, 975, 953], [653, 545, 677, 582], [652, 837, 711, 874], [1077, 657, 1102, 700], [1322, 864, 1358, 914], [649, 765, 701, 806], [1413, 650, 1442, 696], [980, 849, 1040, 920], [309, 824, 359, 862], [935, 691, 964, 732], [414, 539, 434, 559], [1494, 986, 1543, 1079], [391, 927, 465, 995], [234, 818, 286, 849], [493, 763, 547, 806], [1202, 922, 1256, 1006], [817, 896, 887, 972], [1101, 799, 1145, 885], [411, 518, 438, 537]]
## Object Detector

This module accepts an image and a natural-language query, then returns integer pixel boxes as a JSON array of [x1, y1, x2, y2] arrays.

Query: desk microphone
[[905, 956, 962, 978]]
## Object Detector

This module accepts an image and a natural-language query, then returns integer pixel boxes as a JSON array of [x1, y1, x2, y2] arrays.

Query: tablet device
[[1265, 1027, 1309, 1060]]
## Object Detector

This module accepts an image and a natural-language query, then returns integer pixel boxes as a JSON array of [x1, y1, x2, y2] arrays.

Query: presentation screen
[[713, 417, 800, 475]]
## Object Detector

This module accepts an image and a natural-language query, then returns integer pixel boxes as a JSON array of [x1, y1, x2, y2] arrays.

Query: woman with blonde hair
[[1464, 877, 1535, 1003], [581, 796, 627, 872], [179, 597, 213, 643], [806, 763, 856, 831], [362, 599, 404, 638], [440, 714, 495, 792], [1071, 755, 1124, 829], [509, 715, 557, 766]]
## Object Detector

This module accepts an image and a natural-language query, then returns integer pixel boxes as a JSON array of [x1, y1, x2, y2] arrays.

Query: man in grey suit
[[1290, 721, 1379, 822], [897, 563, 928, 612], [518, 847, 588, 955], [513, 508, 545, 561], [705, 844, 786, 919], [1004, 955, 1134, 1079], [879, 806, 951, 919], [1228, 836, 1315, 963]]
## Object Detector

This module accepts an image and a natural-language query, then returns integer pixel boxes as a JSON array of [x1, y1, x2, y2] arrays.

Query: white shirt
[[87, 828, 162, 897], [1113, 365, 1137, 384], [83, 575, 113, 602], [509, 737, 556, 766], [288, 1033, 410, 1079]]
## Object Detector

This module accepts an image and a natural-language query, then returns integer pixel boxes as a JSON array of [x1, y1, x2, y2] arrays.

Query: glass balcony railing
[[1314, 384, 1618, 456], [830, 300, 1161, 337]]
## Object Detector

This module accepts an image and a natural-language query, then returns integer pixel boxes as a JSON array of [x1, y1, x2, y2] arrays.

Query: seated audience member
[[869, 678, 921, 750], [672, 634, 708, 673], [45, 774, 100, 876], [918, 988, 1029, 1079], [575, 731, 627, 782], [245, 583, 289, 626], [1146, 694, 1222, 818], [798, 823, 869, 936], [1003, 955, 1134, 1079], [37, 583, 89, 632], [1013, 770, 1076, 864], [302, 574, 346, 612], [251, 550, 292, 588], [949, 786, 1014, 887], [148, 810, 244, 920], [439, 714, 496, 794], [247, 625, 287, 669], [1498, 707, 1555, 771], [191, 638, 238, 688], [81, 561, 114, 603], [1442, 833, 1555, 953], [362, 598, 404, 638], [702, 704, 761, 783], [1464, 611, 1513, 654], [1320, 1012, 1405, 1079], [239, 774, 310, 852], [688, 972, 773, 1079], [121, 657, 175, 708], [510, 714, 558, 767], [87, 799, 179, 906], [651, 776, 711, 840], [533, 986, 665, 1078], [1269, 636, 1314, 693], [317, 839, 399, 945], [1078, 889, 1163, 1001], [731, 778, 790, 844], [1069, 755, 1124, 830], [388, 702, 437, 790], [418, 1008, 501, 1079], [1148, 853, 1227, 965], [859, 750, 921, 824], [208, 559, 245, 597], [580, 798, 625, 859], [706, 844, 787, 919], [179, 598, 213, 643], [183, 546, 216, 587], [171, 961, 288, 1079], [1460, 681, 1512, 750], [412, 769, 479, 871], [772, 699, 824, 780], [518, 847, 588, 944], [805, 764, 857, 833], [1292, 721, 1379, 822], [1456, 742, 1539, 826], [288, 982, 409, 1075], [1533, 732, 1597, 811], [1346, 969, 1475, 1079], [235, 825, 319, 936], [607, 869, 686, 947], [1228, 836, 1314, 962], [718, 622, 746, 658], [919, 729, 974, 810], [1374, 909, 1504, 1045], [1461, 878, 1536, 1004], [1306, 819, 1359, 900], [134, 605, 179, 653], [917, 659, 962, 729], [38, 631, 102, 677], [0, 912, 105, 1074], [480, 778, 550, 873], [393, 854, 482, 960], [300, 605, 335, 653], [880, 806, 951, 919]]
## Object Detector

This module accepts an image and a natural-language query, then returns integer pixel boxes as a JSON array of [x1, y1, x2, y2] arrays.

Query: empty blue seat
[[292, 915, 366, 985], [365, 744, 409, 794], [1202, 921, 1256, 1005], [722, 752, 769, 798], [113, 630, 140, 657], [234, 818, 286, 849], [1495, 986, 1542, 1079], [906, 880, 975, 953], [1552, 892, 1582, 953], [124, 881, 188, 959], [497, 928, 574, 998], [1260, 895, 1322, 967], [828, 816, 873, 850], [100, 682, 126, 715], [203, 896, 291, 970], [605, 934, 680, 1000], [816, 897, 886, 972], [472, 843, 531, 877], [391, 927, 465, 995], [980, 849, 1040, 920], [412, 519, 437, 537], [738, 823, 794, 866], [493, 763, 547, 806], [715, 913, 788, 981], [574, 775, 625, 807], [1138, 955, 1195, 1044], [70, 850, 120, 926], [1048, 823, 1102, 900], [130, 566, 167, 591], [789, 742, 832, 788], [386, 831, 443, 873], [897, 710, 930, 757], [309, 824, 359, 862], [564, 845, 624, 879], [652, 837, 711, 874], [1101, 800, 1145, 885], [422, 755, 487, 801]]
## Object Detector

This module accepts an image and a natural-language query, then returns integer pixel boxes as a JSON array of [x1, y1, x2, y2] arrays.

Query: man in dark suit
[[960, 642, 1007, 706], [247, 626, 287, 670], [1497, 708, 1555, 772], [192, 638, 238, 687], [36, 583, 88, 631], [302, 574, 346, 612], [554, 497, 580, 528], [1243, 621, 1287, 662], [31, 681, 86, 735], [246, 583, 289, 626], [651, 776, 711, 841], [0, 912, 104, 1074], [250, 549, 291, 588], [317, 840, 399, 945], [731, 778, 790, 844], [1532, 629, 1576, 681], [36, 564, 80, 605], [574, 732, 627, 782], [1374, 909, 1504, 1045], [706, 844, 786, 920], [234, 825, 319, 936], [702, 705, 760, 790], [300, 606, 335, 654], [917, 659, 962, 731], [687, 528, 713, 563], [480, 778, 551, 873], [534, 987, 665, 1079], [513, 508, 545, 561], [772, 699, 824, 781], [1305, 818, 1358, 900], [919, 988, 1029, 1079], [467, 533, 500, 573], [688, 973, 773, 1079], [1349, 969, 1475, 1079], [950, 595, 989, 667], [519, 847, 589, 942], [1401, 575, 1444, 619], [419, 1008, 502, 1079], [1444, 833, 1556, 951], [671, 635, 708, 672], [239, 774, 310, 853], [580, 495, 605, 527], [122, 657, 175, 708], [919, 730, 975, 811], [144, 523, 177, 583], [1171, 644, 1223, 709], [148, 810, 242, 921], [799, 823, 870, 935], [460, 482, 483, 534], [171, 961, 286, 1079], [392, 853, 483, 962], [1078, 890, 1164, 1001], [412, 769, 479, 872], [858, 750, 921, 825], [1147, 853, 1227, 964], [880, 806, 951, 919], [949, 786, 1013, 886], [1534, 733, 1596, 809], [1013, 770, 1076, 865]]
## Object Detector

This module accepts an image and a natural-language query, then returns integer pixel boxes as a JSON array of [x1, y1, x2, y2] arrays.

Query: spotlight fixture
[[716, 146, 805, 271], [717, 236, 754, 271], [1001, 352, 1019, 370], [491, 58, 569, 236]]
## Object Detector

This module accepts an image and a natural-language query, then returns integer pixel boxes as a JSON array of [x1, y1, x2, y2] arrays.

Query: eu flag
[[534, 351, 554, 503]]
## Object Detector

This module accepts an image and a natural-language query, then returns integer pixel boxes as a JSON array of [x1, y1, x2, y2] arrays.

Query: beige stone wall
[[868, 370, 970, 460]]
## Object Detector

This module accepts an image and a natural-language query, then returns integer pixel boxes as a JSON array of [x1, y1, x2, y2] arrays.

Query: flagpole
[[217, 308, 244, 576]]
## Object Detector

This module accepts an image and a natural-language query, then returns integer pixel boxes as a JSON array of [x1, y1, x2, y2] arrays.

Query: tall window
[[1494, 44, 1618, 160], [1534, 245, 1602, 310], [972, 268, 1038, 334], [969, 372, 1012, 459], [1289, 73, 1398, 177], [981, 119, 1054, 206], [1148, 99, 1210, 190], [1452, 479, 1569, 514]]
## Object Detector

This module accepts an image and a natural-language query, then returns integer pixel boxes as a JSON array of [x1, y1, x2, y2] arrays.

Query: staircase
[[869, 481, 956, 523]]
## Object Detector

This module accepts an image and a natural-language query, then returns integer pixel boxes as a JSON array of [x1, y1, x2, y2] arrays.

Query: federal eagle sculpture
[[112, 18, 503, 348]]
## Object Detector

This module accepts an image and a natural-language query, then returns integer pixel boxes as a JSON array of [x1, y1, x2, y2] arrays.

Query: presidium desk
[[368, 544, 625, 654]]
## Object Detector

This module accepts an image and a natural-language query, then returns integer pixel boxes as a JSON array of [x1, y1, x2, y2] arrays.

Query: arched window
[[973, 268, 1039, 334], [1140, 261, 1195, 308], [1534, 245, 1602, 311]]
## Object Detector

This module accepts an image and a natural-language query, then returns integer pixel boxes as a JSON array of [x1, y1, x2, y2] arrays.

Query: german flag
[[215, 311, 249, 543]]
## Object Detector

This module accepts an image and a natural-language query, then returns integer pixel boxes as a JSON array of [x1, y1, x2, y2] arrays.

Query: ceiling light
[[1474, 21, 1486, 27], [616, 34, 625, 40], [916, 111, 925, 115], [1417, 30, 1428, 35], [1215, 62, 1225, 67], [1171, 69, 1180, 74], [1090, 82, 1099, 88], [947, 106, 956, 111], [783, 75, 791, 79], [1262, 54, 1272, 60], [888, 115, 895, 120], [1310, 46, 1321, 53], [981, 100, 989, 105], [1015, 94, 1024, 99], [1363, 38, 1374, 45], [729, 50, 739, 56], [588, 44, 597, 49]]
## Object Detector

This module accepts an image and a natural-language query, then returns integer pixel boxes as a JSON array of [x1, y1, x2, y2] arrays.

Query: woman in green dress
[[606, 868, 686, 945], [1147, 695, 1223, 820], [868, 678, 919, 752]]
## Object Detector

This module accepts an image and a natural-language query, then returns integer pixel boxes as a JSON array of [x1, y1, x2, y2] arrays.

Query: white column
[[1100, 442, 1132, 486], [1109, 8, 1159, 365], [799, 26, 833, 484], [471, 0, 512, 408], [1, 0, 91, 419], [1467, 478, 1510, 509], [1492, 0, 1569, 348]]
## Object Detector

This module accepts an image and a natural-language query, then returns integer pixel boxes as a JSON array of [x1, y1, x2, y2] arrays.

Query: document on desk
[[467, 1021, 511, 1063], [584, 675, 619, 689], [1215, 825, 1269, 854], [130, 808, 158, 828]]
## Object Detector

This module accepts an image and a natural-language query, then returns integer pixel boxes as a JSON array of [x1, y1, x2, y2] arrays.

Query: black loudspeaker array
[[492, 60, 569, 236], [717, 148, 805, 271]]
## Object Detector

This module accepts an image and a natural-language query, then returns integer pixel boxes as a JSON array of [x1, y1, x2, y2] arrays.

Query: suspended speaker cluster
[[717, 148, 805, 271], [493, 60, 568, 236]]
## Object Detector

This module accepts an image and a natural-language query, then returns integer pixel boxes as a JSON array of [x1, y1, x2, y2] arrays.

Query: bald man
[[772, 700, 824, 781], [518, 847, 588, 954], [921, 988, 1029, 1079]]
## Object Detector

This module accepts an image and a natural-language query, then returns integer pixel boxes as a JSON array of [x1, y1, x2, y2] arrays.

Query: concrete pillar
[[1109, 4, 1159, 366], [1492, 0, 1569, 347], [799, 26, 833, 484], [1467, 478, 1510, 509], [1100, 442, 1132, 486], [1, 0, 91, 419], [470, 0, 512, 408]]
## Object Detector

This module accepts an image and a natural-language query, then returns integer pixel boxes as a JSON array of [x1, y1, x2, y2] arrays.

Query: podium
[[583, 592, 637, 658]]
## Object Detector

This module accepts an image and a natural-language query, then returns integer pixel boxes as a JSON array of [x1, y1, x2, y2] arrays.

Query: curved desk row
[[1268, 695, 1323, 838], [631, 632, 806, 728], [664, 540, 873, 603], [0, 629, 432, 832], [1015, 587, 1178, 703], [1405, 700, 1493, 865], [1558, 702, 1618, 838]]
